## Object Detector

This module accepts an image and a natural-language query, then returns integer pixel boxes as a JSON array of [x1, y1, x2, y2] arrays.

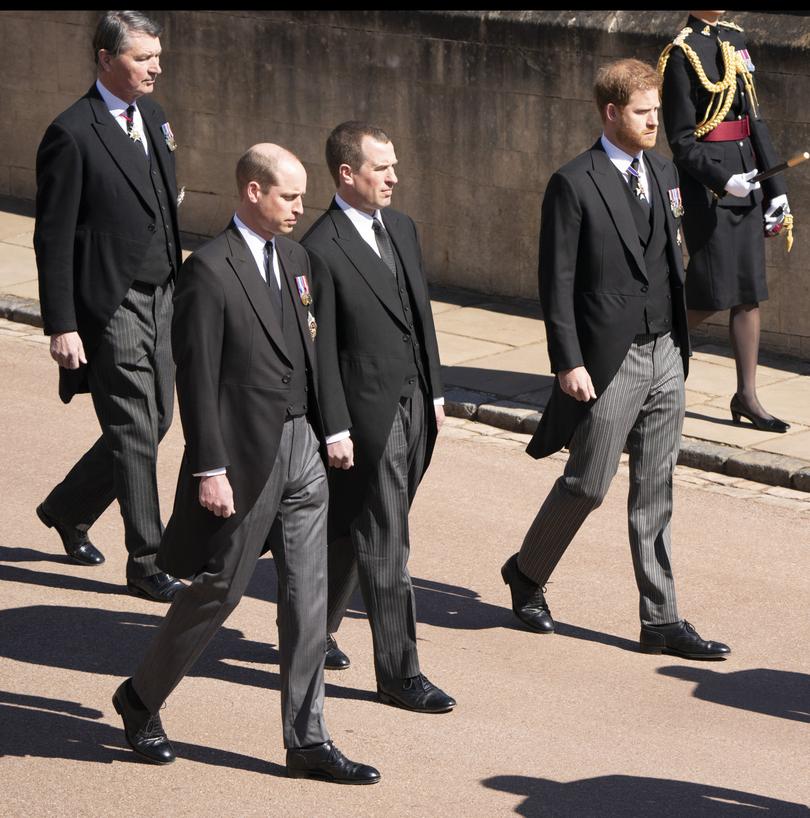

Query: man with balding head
[[112, 144, 379, 784]]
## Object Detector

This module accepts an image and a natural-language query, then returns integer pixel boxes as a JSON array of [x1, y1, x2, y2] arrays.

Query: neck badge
[[668, 187, 684, 218], [701, 24, 712, 36], [295, 275, 312, 306], [161, 121, 177, 151]]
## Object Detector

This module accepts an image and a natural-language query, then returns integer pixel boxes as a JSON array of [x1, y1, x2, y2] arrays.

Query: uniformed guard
[[659, 11, 792, 433]]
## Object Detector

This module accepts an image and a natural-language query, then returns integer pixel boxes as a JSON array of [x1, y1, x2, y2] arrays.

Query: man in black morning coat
[[301, 121, 455, 713], [33, 11, 183, 601], [111, 143, 379, 784], [501, 59, 730, 661]]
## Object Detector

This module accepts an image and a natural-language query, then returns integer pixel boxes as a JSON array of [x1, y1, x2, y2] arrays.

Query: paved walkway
[[2, 202, 809, 493]]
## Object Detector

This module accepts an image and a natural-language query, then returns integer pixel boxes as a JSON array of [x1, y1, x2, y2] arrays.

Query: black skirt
[[682, 203, 767, 310]]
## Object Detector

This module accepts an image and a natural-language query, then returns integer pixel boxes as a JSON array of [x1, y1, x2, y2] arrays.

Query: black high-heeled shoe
[[730, 394, 790, 433]]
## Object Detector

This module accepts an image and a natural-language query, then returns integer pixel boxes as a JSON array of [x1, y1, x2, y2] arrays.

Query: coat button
[[402, 335, 409, 342], [282, 375, 291, 384], [147, 224, 156, 232], [641, 285, 648, 293]]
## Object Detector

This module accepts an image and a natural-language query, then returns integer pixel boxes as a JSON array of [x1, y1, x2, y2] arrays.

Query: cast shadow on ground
[[658, 665, 810, 723], [0, 605, 375, 704], [0, 690, 286, 775], [483, 773, 810, 817]]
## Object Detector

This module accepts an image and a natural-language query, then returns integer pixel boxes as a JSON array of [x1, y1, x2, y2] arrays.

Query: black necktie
[[628, 157, 649, 210], [264, 240, 282, 315], [372, 216, 397, 276]]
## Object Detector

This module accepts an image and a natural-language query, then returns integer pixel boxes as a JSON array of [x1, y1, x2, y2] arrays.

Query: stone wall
[[2, 10, 809, 355]]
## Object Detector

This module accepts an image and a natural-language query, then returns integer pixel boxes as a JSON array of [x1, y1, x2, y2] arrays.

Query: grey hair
[[93, 11, 162, 64]]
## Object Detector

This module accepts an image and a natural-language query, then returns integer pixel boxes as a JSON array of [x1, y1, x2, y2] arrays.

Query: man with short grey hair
[[34, 10, 183, 601]]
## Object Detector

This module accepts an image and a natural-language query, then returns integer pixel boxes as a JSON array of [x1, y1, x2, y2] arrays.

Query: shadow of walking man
[[658, 665, 810, 723], [483, 773, 810, 817]]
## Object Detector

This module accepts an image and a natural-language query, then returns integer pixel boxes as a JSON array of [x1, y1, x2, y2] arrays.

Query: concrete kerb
[[3, 291, 808, 494], [0, 295, 42, 328], [444, 394, 810, 494]]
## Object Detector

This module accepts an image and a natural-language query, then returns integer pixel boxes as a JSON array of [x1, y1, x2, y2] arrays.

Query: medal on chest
[[295, 275, 312, 306], [668, 187, 684, 218]]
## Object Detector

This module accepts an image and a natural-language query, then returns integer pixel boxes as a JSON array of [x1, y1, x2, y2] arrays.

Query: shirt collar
[[600, 133, 644, 173], [95, 79, 137, 116], [335, 192, 383, 228], [233, 213, 273, 255]]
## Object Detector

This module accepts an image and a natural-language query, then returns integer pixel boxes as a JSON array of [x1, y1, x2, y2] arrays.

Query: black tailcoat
[[526, 143, 690, 459], [34, 85, 182, 402], [157, 225, 325, 578], [301, 201, 443, 538]]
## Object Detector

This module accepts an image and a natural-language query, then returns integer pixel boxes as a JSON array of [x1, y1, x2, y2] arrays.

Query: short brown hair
[[593, 59, 661, 117], [325, 121, 390, 186], [235, 146, 279, 194]]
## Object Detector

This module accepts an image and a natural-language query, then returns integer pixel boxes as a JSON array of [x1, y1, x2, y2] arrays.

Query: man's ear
[[606, 103, 617, 122]]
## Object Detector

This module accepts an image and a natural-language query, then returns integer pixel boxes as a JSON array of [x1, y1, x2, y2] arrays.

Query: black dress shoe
[[325, 634, 350, 670], [127, 572, 185, 603], [36, 503, 105, 566], [286, 740, 380, 784], [501, 553, 554, 633], [640, 620, 731, 660], [730, 394, 789, 433], [112, 679, 175, 764], [377, 674, 456, 713]]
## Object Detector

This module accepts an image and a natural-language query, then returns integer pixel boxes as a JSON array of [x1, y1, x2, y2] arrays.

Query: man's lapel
[[277, 237, 316, 369], [382, 209, 429, 309], [329, 202, 408, 326], [645, 154, 686, 284], [140, 100, 178, 204], [87, 87, 155, 211], [225, 224, 291, 365], [586, 143, 648, 281]]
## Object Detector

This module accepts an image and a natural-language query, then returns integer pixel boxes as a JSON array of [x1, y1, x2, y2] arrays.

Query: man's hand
[[327, 437, 354, 470], [50, 331, 87, 369], [724, 169, 760, 198], [199, 474, 235, 517], [558, 366, 597, 402], [434, 403, 446, 431]]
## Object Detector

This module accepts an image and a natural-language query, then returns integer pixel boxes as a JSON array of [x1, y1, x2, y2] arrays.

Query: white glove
[[725, 169, 761, 198], [764, 194, 790, 237], [764, 194, 790, 223]]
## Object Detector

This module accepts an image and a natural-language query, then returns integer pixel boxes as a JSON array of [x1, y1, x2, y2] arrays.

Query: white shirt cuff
[[325, 430, 351, 445], [433, 397, 445, 406], [194, 467, 227, 477]]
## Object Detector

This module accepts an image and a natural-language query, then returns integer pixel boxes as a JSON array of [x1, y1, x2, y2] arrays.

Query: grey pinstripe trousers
[[44, 282, 174, 578], [518, 332, 684, 625], [132, 415, 330, 749], [326, 384, 428, 685]]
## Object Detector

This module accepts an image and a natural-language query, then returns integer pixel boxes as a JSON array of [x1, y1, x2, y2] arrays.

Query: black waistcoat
[[620, 166, 674, 335], [134, 143, 176, 286]]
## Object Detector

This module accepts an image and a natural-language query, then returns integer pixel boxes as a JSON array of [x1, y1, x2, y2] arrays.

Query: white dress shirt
[[95, 80, 149, 156], [326, 196, 444, 447], [600, 133, 648, 200]]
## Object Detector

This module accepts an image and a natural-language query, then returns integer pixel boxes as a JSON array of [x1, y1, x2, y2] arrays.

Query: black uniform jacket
[[526, 143, 690, 460], [157, 225, 325, 578], [33, 84, 181, 402], [301, 201, 443, 539], [661, 16, 786, 212]]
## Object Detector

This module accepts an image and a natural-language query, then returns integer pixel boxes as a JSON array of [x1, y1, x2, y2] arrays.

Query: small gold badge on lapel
[[295, 275, 312, 306], [307, 311, 317, 340], [668, 187, 684, 218], [701, 25, 711, 36], [161, 121, 177, 152], [676, 228, 682, 247]]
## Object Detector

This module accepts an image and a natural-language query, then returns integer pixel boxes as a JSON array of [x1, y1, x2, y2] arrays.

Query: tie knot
[[372, 217, 384, 233], [126, 104, 136, 118], [630, 157, 640, 173]]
